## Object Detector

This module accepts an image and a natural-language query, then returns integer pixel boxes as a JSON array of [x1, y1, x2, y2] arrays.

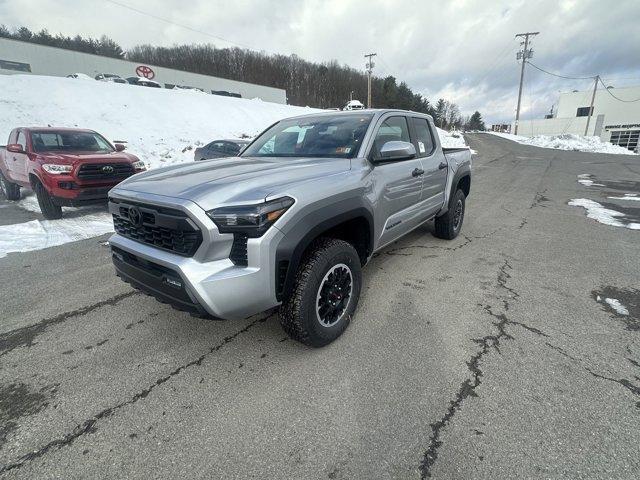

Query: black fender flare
[[447, 165, 471, 209], [274, 199, 374, 301]]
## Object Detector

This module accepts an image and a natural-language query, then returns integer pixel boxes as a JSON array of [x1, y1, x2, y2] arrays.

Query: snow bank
[[437, 128, 469, 149], [568, 198, 640, 230], [0, 75, 319, 169], [489, 132, 636, 155]]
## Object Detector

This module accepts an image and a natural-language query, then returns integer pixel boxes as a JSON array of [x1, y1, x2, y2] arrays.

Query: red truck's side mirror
[[6, 143, 24, 153], [114, 143, 126, 152]]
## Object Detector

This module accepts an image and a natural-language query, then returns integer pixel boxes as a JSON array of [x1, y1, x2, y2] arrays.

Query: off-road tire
[[434, 188, 465, 240], [279, 238, 362, 347], [34, 180, 62, 219], [0, 171, 21, 201]]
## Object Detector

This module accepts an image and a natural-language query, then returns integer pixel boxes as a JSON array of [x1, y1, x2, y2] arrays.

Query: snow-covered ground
[[0, 75, 319, 169], [437, 128, 468, 149], [568, 198, 640, 230], [570, 174, 640, 230], [0, 74, 470, 258], [489, 131, 636, 155]]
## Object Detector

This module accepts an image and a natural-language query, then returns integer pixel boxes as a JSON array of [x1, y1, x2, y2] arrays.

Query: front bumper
[[108, 190, 283, 320], [52, 186, 113, 206]]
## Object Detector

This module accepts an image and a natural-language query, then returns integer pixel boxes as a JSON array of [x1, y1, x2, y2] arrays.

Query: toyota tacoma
[[107, 110, 472, 346], [0, 127, 145, 219]]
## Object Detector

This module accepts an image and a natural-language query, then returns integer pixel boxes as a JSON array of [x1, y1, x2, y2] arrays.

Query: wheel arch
[[274, 201, 374, 302]]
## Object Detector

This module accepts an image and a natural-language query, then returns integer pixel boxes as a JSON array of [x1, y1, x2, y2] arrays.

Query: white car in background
[[126, 77, 162, 88], [344, 99, 366, 110], [95, 73, 128, 84], [66, 73, 93, 80]]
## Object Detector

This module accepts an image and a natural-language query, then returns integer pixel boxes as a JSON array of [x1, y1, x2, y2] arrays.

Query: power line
[[597, 77, 640, 102], [528, 59, 640, 102], [526, 61, 595, 80], [103, 0, 259, 51]]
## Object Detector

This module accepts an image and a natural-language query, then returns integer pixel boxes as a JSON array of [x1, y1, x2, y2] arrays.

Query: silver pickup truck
[[108, 109, 472, 346]]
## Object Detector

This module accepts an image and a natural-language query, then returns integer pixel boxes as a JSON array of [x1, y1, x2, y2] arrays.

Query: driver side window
[[17, 131, 27, 150], [372, 116, 410, 160]]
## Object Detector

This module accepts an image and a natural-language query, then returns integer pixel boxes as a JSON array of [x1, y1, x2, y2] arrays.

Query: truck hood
[[113, 156, 352, 210], [37, 151, 137, 164]]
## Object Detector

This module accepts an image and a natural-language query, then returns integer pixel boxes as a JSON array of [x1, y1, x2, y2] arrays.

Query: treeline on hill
[[0, 25, 486, 130], [0, 25, 123, 58]]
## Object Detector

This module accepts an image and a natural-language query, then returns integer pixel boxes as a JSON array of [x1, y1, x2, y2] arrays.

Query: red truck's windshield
[[30, 131, 114, 153]]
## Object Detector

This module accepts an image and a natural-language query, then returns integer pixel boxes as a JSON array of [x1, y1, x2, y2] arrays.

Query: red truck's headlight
[[42, 164, 72, 175], [131, 160, 146, 170]]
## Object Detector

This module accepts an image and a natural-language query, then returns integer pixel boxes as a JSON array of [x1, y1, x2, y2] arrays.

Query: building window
[[610, 130, 639, 152], [0, 59, 31, 72], [576, 106, 593, 117]]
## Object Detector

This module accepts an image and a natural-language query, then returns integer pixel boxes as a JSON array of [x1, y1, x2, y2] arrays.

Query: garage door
[[610, 129, 639, 152]]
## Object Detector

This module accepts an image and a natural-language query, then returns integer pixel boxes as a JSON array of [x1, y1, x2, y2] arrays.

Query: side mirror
[[376, 141, 416, 162], [114, 143, 126, 152], [6, 143, 24, 153]]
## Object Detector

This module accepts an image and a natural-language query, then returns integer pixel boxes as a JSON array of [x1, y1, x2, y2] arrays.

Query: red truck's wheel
[[0, 171, 21, 201], [34, 181, 63, 219]]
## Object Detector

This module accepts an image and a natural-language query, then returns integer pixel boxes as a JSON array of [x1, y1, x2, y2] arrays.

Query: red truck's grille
[[77, 163, 134, 179], [110, 200, 202, 257]]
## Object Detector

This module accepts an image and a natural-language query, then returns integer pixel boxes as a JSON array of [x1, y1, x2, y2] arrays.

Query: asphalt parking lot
[[1, 134, 639, 479]]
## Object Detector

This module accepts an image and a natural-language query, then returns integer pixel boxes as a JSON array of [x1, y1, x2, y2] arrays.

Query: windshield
[[30, 131, 114, 153], [241, 114, 374, 158]]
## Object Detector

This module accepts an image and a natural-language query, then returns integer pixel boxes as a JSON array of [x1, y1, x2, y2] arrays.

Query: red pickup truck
[[0, 127, 145, 219]]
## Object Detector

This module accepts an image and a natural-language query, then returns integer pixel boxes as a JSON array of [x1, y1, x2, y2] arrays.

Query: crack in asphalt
[[418, 258, 548, 478], [0, 312, 274, 474], [543, 342, 640, 401], [584, 367, 640, 398], [529, 189, 550, 209], [0, 291, 141, 358], [384, 230, 500, 257]]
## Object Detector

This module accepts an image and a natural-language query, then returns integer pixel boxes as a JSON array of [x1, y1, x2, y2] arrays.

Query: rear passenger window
[[412, 118, 434, 156]]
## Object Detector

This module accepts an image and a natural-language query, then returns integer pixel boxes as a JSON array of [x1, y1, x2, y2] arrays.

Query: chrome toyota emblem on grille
[[127, 206, 143, 226], [102, 165, 114, 173]]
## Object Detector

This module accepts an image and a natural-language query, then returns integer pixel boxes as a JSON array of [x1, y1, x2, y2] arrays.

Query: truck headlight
[[42, 164, 73, 175], [207, 197, 294, 237], [131, 160, 146, 170]]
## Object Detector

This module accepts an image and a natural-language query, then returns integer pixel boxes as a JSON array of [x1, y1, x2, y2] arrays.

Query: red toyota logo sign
[[136, 65, 155, 79]]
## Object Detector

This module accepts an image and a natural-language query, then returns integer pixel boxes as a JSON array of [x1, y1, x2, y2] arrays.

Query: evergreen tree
[[467, 111, 486, 131]]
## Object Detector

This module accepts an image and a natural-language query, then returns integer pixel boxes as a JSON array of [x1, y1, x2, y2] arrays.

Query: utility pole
[[584, 75, 599, 136], [364, 53, 377, 108], [514, 32, 539, 135]]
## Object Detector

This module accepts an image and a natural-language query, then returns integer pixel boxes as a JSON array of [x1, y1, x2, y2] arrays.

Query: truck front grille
[[78, 163, 134, 179], [110, 200, 202, 257]]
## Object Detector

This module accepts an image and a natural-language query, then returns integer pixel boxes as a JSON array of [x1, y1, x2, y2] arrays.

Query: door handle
[[438, 162, 447, 170], [412, 168, 425, 177]]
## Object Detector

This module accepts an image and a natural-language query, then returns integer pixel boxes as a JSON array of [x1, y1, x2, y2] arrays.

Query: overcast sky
[[2, 0, 640, 124]]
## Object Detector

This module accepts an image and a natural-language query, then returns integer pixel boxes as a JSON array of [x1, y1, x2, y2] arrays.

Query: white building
[[515, 84, 640, 152], [0, 38, 287, 104]]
